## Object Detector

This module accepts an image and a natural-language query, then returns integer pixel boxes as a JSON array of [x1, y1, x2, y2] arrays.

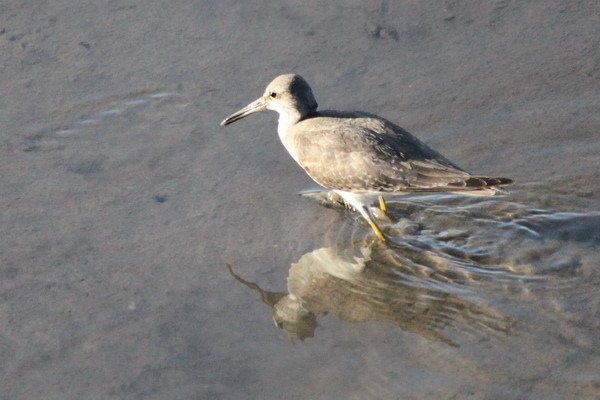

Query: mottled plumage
[[221, 74, 512, 241]]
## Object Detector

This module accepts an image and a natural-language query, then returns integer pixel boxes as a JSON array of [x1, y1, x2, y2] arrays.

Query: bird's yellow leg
[[378, 195, 388, 216], [367, 218, 387, 242], [338, 191, 389, 242], [356, 205, 388, 242]]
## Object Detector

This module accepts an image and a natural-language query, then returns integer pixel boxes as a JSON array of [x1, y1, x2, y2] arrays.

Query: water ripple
[[18, 89, 184, 152], [230, 191, 599, 344]]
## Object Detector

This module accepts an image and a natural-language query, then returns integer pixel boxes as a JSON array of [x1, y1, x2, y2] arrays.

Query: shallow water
[[3, 76, 599, 400], [228, 192, 600, 397], [1, 1, 600, 399]]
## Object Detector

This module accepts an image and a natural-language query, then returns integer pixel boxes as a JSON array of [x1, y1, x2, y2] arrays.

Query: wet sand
[[1, 1, 599, 399]]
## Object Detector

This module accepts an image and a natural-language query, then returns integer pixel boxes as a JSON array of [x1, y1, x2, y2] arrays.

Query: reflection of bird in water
[[227, 244, 512, 345], [221, 74, 512, 241]]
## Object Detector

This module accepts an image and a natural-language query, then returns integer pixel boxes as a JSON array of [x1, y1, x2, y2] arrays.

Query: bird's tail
[[447, 176, 513, 196], [463, 176, 513, 187]]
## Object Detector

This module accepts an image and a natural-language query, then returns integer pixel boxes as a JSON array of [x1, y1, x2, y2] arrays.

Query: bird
[[220, 74, 512, 241]]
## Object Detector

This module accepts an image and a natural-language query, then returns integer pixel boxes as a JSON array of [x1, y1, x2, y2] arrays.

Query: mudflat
[[1, 1, 598, 399]]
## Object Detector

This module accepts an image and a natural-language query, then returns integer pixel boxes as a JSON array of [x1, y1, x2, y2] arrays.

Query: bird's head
[[220, 74, 318, 127]]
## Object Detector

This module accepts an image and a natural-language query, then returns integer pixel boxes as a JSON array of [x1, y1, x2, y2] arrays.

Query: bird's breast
[[277, 124, 302, 165]]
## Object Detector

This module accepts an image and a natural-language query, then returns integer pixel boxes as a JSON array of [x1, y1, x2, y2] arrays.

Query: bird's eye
[[269, 91, 277, 98]]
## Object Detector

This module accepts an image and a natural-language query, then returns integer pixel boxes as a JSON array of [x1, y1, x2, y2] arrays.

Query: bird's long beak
[[220, 96, 268, 126]]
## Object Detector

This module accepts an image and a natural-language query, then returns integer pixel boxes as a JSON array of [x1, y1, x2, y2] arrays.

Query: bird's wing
[[291, 115, 484, 192]]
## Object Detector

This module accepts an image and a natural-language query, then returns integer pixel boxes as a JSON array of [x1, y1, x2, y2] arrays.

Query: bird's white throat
[[276, 110, 303, 163]]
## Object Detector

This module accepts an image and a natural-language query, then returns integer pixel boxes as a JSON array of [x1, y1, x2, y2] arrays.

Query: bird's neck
[[276, 109, 305, 164], [276, 109, 303, 136]]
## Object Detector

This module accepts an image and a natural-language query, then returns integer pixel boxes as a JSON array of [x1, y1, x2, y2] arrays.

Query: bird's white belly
[[335, 190, 382, 207]]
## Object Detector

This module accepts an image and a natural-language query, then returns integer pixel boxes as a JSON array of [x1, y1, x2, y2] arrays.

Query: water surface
[[1, 1, 599, 399]]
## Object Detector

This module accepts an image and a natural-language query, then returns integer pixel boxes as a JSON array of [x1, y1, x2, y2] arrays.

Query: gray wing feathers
[[290, 115, 509, 192]]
